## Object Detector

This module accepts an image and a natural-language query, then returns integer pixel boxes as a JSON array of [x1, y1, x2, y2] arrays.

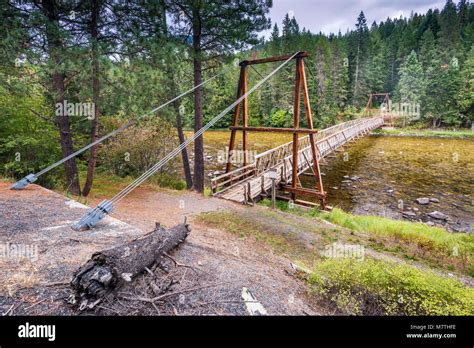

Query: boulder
[[416, 197, 430, 205], [402, 211, 416, 218], [428, 211, 448, 221]]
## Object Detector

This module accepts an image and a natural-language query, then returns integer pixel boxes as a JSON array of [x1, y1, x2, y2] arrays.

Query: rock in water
[[428, 211, 448, 221], [416, 197, 430, 205], [402, 211, 416, 218], [429, 198, 440, 203]]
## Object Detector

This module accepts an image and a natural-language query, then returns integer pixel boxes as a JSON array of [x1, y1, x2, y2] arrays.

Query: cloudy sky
[[265, 0, 455, 37]]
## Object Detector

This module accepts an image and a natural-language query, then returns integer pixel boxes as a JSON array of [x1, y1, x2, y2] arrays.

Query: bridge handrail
[[254, 117, 380, 172], [276, 116, 382, 167], [211, 116, 383, 195]]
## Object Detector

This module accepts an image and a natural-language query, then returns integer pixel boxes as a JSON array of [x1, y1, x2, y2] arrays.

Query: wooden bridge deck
[[211, 116, 384, 204]]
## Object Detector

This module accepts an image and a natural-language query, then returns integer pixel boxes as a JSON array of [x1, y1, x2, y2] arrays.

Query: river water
[[190, 131, 474, 233]]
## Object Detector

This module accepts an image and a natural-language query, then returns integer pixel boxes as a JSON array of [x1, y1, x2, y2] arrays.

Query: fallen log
[[70, 222, 191, 309]]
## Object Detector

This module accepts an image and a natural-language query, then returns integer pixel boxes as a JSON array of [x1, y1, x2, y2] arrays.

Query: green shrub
[[269, 109, 292, 128], [312, 208, 474, 274], [98, 118, 179, 177], [309, 258, 474, 315], [149, 173, 186, 191]]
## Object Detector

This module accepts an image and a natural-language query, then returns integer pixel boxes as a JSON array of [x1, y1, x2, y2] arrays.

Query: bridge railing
[[211, 116, 383, 196]]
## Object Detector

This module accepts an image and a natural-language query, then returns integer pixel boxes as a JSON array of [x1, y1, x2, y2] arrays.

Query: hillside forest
[[1, 0, 473, 194]]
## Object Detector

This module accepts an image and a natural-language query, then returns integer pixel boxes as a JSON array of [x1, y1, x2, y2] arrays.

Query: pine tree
[[440, 56, 462, 125], [422, 54, 462, 127], [419, 29, 437, 69], [282, 13, 292, 52], [166, 0, 271, 192], [364, 32, 387, 94], [396, 50, 425, 105], [439, 0, 461, 62], [331, 39, 349, 111], [350, 11, 369, 107], [457, 46, 474, 127], [269, 23, 281, 55]]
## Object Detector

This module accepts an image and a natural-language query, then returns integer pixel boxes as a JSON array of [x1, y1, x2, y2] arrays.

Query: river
[[187, 131, 474, 233]]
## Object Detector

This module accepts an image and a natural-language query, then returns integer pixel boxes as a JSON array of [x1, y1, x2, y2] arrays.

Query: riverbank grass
[[260, 200, 474, 275], [309, 257, 474, 315], [372, 128, 474, 138], [310, 208, 473, 273], [197, 205, 474, 316]]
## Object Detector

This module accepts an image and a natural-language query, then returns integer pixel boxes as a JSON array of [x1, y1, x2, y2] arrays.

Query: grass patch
[[78, 171, 135, 197], [61, 171, 186, 201], [148, 174, 187, 191], [260, 198, 308, 213], [259, 199, 474, 275], [308, 258, 474, 315], [373, 128, 474, 139], [311, 208, 474, 275], [196, 210, 315, 263]]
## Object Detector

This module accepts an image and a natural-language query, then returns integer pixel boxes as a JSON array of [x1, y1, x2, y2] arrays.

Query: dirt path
[[0, 182, 324, 315], [92, 186, 473, 289], [3, 182, 467, 316], [86, 186, 325, 315]]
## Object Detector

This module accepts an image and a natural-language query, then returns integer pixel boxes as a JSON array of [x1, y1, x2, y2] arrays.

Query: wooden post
[[365, 94, 372, 116], [266, 169, 278, 209], [242, 66, 249, 169], [291, 58, 301, 202], [226, 66, 246, 173], [271, 178, 276, 209], [299, 59, 326, 208]]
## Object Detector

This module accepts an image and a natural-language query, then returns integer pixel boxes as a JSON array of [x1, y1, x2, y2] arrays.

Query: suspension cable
[[11, 63, 234, 190], [72, 52, 300, 230]]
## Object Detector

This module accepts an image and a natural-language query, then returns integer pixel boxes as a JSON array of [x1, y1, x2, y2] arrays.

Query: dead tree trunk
[[71, 222, 191, 307]]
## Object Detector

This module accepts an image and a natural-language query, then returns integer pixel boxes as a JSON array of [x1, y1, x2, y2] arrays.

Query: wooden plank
[[229, 126, 318, 134], [283, 186, 327, 199], [240, 51, 309, 66]]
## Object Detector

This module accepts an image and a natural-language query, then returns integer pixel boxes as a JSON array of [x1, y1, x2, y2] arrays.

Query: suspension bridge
[[211, 116, 384, 204], [10, 51, 391, 230]]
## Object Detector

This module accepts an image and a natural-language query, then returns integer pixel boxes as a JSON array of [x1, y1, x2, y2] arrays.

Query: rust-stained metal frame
[[225, 51, 326, 209], [365, 93, 391, 115], [365, 93, 392, 125]]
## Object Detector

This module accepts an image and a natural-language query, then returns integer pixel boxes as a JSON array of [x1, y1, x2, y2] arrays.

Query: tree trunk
[[192, 8, 204, 193], [71, 222, 191, 307], [162, 2, 192, 190], [174, 100, 193, 189], [42, 0, 81, 195], [82, 0, 100, 197]]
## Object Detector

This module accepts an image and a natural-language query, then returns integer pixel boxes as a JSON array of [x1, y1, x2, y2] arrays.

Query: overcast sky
[[264, 0, 456, 37]]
